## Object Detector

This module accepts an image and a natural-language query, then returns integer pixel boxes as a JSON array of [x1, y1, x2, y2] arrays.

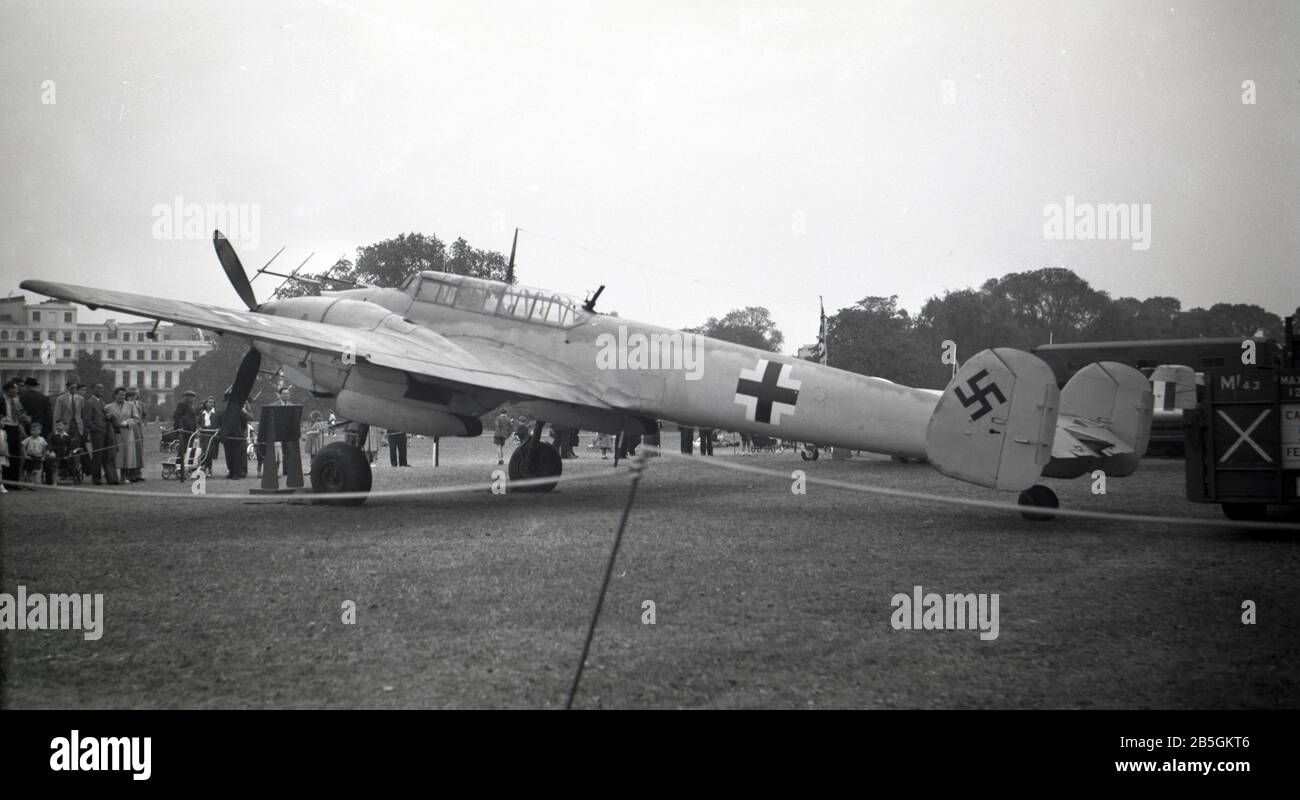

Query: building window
[[0, 330, 7, 340], [16, 331, 25, 341], [123, 332, 131, 342], [62, 349, 71, 359], [164, 372, 173, 388], [106, 349, 115, 360], [136, 370, 145, 387], [93, 332, 102, 342], [150, 350, 158, 360], [15, 348, 24, 358], [164, 350, 173, 361], [137, 350, 145, 360], [62, 331, 71, 342], [122, 371, 130, 386], [63, 312, 72, 323], [0, 348, 7, 358], [179, 351, 187, 361], [78, 332, 86, 342], [32, 311, 40, 321], [150, 371, 158, 388]]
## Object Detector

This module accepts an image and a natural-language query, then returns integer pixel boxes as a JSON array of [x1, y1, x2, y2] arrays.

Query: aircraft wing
[[18, 280, 614, 409]]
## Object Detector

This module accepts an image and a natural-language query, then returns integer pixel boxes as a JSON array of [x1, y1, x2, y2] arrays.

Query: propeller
[[506, 227, 518, 285], [214, 229, 259, 310]]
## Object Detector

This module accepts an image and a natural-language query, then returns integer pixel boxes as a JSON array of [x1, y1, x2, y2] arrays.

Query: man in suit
[[20, 377, 53, 442], [219, 390, 252, 479], [81, 383, 121, 485], [53, 379, 85, 443], [387, 430, 409, 467], [698, 427, 715, 456]]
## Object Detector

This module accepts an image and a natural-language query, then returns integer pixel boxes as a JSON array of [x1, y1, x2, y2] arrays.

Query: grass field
[[2, 433, 1299, 709]]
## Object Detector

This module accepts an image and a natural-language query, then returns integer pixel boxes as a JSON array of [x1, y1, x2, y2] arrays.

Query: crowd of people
[[1, 377, 150, 491], [4, 379, 791, 494]]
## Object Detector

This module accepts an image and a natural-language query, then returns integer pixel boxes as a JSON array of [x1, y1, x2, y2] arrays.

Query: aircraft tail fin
[[1042, 361, 1153, 478], [1150, 363, 1197, 411], [925, 348, 1059, 490]]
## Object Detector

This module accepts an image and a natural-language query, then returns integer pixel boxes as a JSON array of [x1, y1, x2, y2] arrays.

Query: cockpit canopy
[[403, 272, 590, 329]]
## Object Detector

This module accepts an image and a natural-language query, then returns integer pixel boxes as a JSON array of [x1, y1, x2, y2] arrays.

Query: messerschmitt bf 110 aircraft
[[21, 231, 1153, 515]]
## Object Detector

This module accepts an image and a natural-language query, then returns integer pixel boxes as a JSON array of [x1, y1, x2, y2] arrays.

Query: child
[[21, 423, 50, 484], [49, 420, 73, 482]]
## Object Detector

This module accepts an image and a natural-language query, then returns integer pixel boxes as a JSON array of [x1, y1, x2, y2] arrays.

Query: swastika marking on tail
[[953, 369, 1006, 421]]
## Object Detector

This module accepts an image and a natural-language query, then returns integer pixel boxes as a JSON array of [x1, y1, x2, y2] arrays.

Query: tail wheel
[[508, 440, 562, 492], [1018, 484, 1059, 521], [310, 442, 372, 505]]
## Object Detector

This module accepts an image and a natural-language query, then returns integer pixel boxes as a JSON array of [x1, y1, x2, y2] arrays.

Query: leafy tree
[[917, 288, 1030, 359], [980, 268, 1109, 343], [688, 306, 784, 351], [826, 296, 936, 387], [1170, 303, 1283, 340], [71, 350, 115, 394], [272, 233, 512, 300]]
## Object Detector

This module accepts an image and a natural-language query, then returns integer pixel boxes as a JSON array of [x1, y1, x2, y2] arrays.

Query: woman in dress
[[303, 410, 328, 458], [123, 388, 147, 481], [105, 388, 136, 482]]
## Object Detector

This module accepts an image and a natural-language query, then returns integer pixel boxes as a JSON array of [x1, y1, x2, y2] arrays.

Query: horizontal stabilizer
[[925, 348, 1059, 490], [1043, 361, 1153, 478]]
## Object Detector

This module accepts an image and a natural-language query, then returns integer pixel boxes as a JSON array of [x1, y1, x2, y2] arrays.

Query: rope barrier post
[[566, 447, 650, 709]]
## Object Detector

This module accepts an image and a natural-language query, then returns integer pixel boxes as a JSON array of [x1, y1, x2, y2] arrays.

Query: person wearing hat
[[173, 390, 199, 472], [81, 383, 121, 485], [19, 377, 53, 452]]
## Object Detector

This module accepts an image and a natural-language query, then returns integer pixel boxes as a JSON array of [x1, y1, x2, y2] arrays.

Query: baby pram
[[161, 428, 219, 481]]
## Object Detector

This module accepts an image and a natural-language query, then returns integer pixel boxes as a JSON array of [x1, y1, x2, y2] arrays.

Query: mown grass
[[3, 439, 1298, 708]]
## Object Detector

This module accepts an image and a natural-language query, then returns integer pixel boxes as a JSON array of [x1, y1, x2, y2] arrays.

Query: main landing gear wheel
[[508, 440, 563, 492], [310, 442, 372, 505], [1221, 503, 1266, 522], [800, 445, 819, 461], [1018, 484, 1059, 521]]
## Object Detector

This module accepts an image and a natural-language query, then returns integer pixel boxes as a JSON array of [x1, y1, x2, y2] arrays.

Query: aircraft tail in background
[[1041, 361, 1154, 479]]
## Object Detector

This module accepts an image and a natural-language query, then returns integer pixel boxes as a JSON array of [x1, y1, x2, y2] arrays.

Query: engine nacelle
[[334, 389, 482, 437]]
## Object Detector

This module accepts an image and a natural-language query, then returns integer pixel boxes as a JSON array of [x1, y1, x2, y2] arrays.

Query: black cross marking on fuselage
[[953, 369, 1006, 421], [736, 360, 799, 425]]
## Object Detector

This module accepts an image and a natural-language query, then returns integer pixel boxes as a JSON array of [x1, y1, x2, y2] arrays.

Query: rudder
[[925, 348, 1059, 490]]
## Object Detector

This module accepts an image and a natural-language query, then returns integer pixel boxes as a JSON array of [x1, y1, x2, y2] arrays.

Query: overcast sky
[[1, 0, 1296, 350]]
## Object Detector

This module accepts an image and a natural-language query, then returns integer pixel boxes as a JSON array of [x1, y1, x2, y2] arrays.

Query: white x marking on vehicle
[[1217, 408, 1272, 463]]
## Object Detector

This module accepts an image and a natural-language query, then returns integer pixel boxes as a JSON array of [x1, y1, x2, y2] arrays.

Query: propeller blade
[[225, 348, 262, 411], [506, 227, 518, 285], [214, 230, 258, 310]]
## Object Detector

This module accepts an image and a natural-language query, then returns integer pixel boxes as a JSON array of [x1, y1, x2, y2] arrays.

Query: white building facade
[[0, 295, 214, 407]]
